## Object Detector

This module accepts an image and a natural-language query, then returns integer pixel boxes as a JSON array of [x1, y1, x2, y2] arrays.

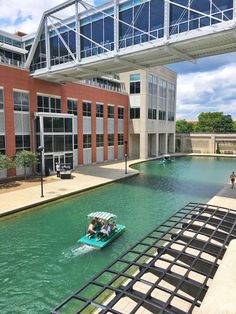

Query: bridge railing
[[170, 8, 233, 36]]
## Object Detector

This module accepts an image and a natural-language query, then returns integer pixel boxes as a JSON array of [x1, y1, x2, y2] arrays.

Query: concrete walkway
[[0, 160, 140, 217]]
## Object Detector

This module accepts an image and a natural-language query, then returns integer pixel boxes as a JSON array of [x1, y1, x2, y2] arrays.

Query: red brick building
[[0, 58, 128, 178]]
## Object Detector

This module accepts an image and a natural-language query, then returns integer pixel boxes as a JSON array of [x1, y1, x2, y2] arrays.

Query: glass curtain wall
[[169, 0, 233, 35], [159, 79, 167, 121], [167, 83, 175, 121], [148, 74, 157, 120]]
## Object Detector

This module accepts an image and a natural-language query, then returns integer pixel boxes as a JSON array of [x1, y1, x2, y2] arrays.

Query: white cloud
[[176, 62, 236, 120], [0, 0, 94, 34]]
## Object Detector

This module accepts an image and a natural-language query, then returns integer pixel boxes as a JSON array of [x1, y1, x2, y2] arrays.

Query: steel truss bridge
[[26, 0, 236, 83]]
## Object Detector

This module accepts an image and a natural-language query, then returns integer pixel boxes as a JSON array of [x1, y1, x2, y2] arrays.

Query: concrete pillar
[[210, 134, 215, 153], [156, 132, 159, 156], [164, 133, 168, 154], [140, 132, 148, 159]]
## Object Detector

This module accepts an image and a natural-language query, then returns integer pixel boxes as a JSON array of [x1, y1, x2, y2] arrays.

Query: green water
[[0, 156, 235, 313]]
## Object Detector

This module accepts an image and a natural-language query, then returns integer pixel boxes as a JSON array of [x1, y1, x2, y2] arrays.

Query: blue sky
[[2, 0, 236, 120]]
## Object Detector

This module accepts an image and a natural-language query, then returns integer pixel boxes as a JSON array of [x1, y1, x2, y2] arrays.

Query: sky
[[1, 0, 236, 121]]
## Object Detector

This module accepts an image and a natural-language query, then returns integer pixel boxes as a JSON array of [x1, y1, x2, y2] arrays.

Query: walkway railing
[[52, 202, 236, 313]]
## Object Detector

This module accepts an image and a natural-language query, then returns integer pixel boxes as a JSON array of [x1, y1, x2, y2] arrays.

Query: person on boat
[[96, 222, 111, 241], [95, 217, 103, 230], [87, 219, 97, 238]]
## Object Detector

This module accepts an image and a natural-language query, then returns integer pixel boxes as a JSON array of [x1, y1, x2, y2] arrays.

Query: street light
[[38, 146, 44, 197], [124, 141, 128, 174]]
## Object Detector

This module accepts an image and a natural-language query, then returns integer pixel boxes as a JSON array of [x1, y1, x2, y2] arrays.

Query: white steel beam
[[164, 45, 196, 63], [45, 17, 51, 70], [164, 0, 170, 40]]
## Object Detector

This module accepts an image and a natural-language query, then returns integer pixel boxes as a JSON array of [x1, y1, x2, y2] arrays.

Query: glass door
[[54, 154, 65, 172]]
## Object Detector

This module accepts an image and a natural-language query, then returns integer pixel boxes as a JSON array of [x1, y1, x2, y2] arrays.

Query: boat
[[78, 212, 126, 249], [159, 154, 173, 164]]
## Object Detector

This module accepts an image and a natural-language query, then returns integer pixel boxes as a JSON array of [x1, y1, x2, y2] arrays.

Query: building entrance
[[54, 154, 65, 172]]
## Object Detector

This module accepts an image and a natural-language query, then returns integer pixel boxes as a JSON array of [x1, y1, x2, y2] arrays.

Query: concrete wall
[[176, 134, 236, 154]]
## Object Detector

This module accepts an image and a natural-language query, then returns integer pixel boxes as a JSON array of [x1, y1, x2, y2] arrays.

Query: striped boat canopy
[[87, 212, 117, 221]]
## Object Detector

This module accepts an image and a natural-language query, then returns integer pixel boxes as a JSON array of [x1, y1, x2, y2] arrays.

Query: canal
[[0, 156, 234, 313]]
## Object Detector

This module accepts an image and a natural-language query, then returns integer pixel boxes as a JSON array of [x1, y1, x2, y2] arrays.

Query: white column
[[164, 133, 168, 154], [140, 132, 148, 159], [164, 0, 170, 40], [75, 0, 81, 62], [45, 16, 51, 70], [233, 0, 236, 18], [156, 132, 159, 156], [114, 0, 119, 53]]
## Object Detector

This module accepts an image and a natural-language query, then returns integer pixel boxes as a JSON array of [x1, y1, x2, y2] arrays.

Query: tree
[[0, 154, 14, 171], [176, 120, 193, 133], [197, 112, 233, 133], [14, 150, 38, 179]]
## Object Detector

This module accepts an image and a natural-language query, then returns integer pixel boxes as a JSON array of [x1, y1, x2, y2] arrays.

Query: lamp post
[[38, 146, 44, 197], [124, 140, 128, 174]]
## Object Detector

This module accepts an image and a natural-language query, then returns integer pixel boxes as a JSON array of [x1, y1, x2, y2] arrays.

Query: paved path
[[0, 160, 140, 217]]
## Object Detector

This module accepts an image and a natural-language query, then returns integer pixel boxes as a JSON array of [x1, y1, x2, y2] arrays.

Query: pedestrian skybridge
[[26, 0, 236, 83], [51, 202, 236, 313]]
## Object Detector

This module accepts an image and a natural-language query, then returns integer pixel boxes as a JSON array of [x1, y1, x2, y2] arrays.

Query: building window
[[96, 104, 104, 117], [83, 102, 91, 116], [83, 134, 92, 148], [130, 73, 140, 94], [130, 108, 140, 119], [118, 134, 124, 145], [0, 135, 5, 154], [0, 89, 3, 110], [37, 95, 61, 113], [159, 79, 167, 121], [148, 74, 157, 120], [15, 135, 30, 151], [96, 134, 104, 147], [148, 109, 157, 120], [108, 105, 114, 118], [14, 91, 29, 112], [168, 83, 175, 121], [67, 99, 77, 115], [118, 107, 124, 119], [108, 134, 114, 146], [74, 134, 78, 149]]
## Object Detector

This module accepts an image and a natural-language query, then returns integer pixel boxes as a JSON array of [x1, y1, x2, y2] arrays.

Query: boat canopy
[[87, 212, 117, 221]]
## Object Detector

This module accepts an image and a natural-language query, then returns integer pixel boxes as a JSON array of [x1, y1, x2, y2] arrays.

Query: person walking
[[230, 171, 235, 188], [56, 162, 60, 178]]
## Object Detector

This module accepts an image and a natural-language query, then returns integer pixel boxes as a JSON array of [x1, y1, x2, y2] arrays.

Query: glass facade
[[159, 79, 167, 121], [130, 108, 140, 119], [96, 104, 104, 117], [168, 82, 176, 121], [118, 107, 124, 119], [130, 73, 140, 94], [0, 89, 3, 110], [83, 102, 91, 116], [37, 95, 61, 113], [67, 99, 77, 115], [96, 134, 104, 147], [108, 105, 114, 118], [118, 133, 124, 145], [170, 0, 233, 35], [83, 134, 92, 148], [29, 0, 234, 71], [108, 134, 114, 146], [148, 74, 157, 120], [15, 135, 30, 152], [0, 135, 5, 155], [14, 91, 29, 112]]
